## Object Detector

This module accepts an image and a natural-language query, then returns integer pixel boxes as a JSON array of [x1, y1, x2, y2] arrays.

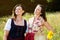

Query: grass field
[[0, 12, 60, 40]]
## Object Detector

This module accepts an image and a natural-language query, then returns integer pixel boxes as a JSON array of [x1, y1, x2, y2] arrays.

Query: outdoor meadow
[[0, 0, 60, 40], [0, 12, 60, 40]]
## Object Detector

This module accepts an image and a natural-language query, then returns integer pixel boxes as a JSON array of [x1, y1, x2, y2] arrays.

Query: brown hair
[[36, 4, 47, 21], [12, 4, 25, 20]]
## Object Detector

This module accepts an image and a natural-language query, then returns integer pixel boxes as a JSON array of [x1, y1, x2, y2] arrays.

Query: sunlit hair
[[12, 4, 25, 21], [34, 4, 47, 21], [34, 4, 42, 14]]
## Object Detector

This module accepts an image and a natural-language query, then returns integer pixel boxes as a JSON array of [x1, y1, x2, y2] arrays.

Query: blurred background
[[0, 0, 60, 40], [0, 0, 60, 17]]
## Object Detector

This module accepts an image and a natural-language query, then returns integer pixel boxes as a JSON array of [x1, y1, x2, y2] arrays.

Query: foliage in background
[[46, 0, 60, 12], [0, 0, 47, 17], [1, 0, 60, 17]]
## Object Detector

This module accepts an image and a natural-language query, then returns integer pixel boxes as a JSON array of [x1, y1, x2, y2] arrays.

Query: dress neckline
[[12, 19, 25, 27]]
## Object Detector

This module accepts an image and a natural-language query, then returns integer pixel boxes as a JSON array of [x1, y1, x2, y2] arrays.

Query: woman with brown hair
[[25, 4, 54, 40], [3, 4, 27, 40]]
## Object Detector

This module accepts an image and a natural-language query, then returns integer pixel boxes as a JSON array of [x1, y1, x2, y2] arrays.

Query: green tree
[[0, 0, 48, 17], [47, 0, 60, 11]]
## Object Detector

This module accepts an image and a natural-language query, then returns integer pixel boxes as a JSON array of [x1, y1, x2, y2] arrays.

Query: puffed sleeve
[[4, 19, 11, 31]]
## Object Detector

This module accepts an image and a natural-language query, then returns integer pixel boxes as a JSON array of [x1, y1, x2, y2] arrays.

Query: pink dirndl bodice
[[25, 17, 44, 40]]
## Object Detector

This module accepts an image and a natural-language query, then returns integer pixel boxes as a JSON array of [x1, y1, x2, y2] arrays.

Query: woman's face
[[34, 5, 42, 15], [15, 6, 24, 16]]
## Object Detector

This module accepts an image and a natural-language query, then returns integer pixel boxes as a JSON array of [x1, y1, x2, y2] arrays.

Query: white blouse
[[4, 18, 28, 32], [4, 19, 11, 31]]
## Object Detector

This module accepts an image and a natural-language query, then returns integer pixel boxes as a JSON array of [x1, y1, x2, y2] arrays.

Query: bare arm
[[3, 19, 11, 40], [43, 21, 54, 32], [3, 30, 9, 40]]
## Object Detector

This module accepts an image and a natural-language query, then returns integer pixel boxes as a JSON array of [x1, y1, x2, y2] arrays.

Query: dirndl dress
[[25, 17, 47, 40]]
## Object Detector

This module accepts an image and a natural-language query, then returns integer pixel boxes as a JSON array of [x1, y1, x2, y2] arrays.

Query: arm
[[43, 21, 55, 39], [3, 19, 11, 40], [3, 31, 9, 40], [43, 21, 54, 32]]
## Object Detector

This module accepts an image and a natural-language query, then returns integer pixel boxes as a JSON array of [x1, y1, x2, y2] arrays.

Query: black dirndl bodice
[[7, 19, 27, 40]]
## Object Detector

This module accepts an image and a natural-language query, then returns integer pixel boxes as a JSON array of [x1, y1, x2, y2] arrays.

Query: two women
[[3, 4, 54, 40]]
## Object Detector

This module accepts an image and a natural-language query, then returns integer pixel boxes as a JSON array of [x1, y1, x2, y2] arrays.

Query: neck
[[16, 15, 22, 21], [35, 14, 40, 19]]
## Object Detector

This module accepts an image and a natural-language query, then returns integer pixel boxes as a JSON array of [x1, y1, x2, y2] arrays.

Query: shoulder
[[28, 17, 34, 23], [23, 19, 27, 22], [40, 17, 45, 23], [40, 17, 44, 21], [4, 18, 12, 31], [5, 18, 12, 27], [7, 18, 12, 22], [40, 17, 48, 25]]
